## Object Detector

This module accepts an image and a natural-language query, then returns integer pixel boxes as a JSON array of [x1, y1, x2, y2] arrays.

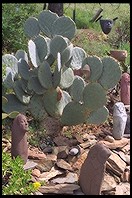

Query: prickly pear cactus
[[2, 10, 122, 133]]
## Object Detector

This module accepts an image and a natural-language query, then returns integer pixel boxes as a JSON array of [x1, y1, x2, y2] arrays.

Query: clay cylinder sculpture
[[120, 72, 130, 105], [79, 143, 111, 195], [11, 113, 29, 164], [112, 102, 127, 140]]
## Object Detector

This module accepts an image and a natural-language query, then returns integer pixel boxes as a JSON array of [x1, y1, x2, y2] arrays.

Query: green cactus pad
[[29, 67, 39, 77], [20, 78, 28, 93], [82, 56, 103, 82], [50, 35, 68, 58], [2, 54, 18, 75], [38, 10, 59, 38], [43, 88, 71, 118], [52, 16, 76, 40], [38, 61, 53, 89], [2, 96, 8, 105], [70, 76, 85, 102], [24, 17, 40, 38], [15, 50, 28, 62], [28, 40, 41, 68], [70, 47, 87, 70], [98, 57, 122, 90], [14, 80, 31, 104], [61, 43, 73, 65], [60, 66, 74, 89], [28, 76, 46, 95], [33, 35, 48, 62], [28, 94, 47, 121], [86, 106, 109, 124], [2, 94, 28, 114], [18, 59, 30, 80], [61, 102, 85, 126], [58, 90, 72, 116], [3, 68, 14, 89], [83, 82, 107, 111], [46, 54, 55, 66]]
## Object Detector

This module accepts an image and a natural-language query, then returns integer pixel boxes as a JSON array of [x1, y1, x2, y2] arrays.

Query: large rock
[[106, 151, 126, 177], [79, 143, 111, 195], [98, 137, 129, 150], [39, 183, 80, 194], [101, 172, 117, 194]]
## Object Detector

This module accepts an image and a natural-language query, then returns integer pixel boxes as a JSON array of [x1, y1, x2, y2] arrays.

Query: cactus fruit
[[2, 10, 122, 131]]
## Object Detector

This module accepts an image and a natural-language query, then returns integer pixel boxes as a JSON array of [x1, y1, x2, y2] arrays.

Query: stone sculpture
[[11, 113, 28, 164], [112, 102, 127, 140], [120, 72, 130, 105], [79, 143, 111, 195]]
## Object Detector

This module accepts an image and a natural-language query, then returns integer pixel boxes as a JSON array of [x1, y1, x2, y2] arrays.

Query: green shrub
[[2, 4, 40, 54], [2, 151, 34, 195]]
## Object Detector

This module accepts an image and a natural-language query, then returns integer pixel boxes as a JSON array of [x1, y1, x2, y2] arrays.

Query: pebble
[[105, 135, 114, 143], [32, 168, 41, 177], [69, 148, 79, 156]]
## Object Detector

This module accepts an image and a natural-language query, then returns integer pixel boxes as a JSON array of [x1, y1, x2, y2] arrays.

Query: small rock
[[53, 136, 72, 146], [113, 150, 130, 165], [121, 169, 130, 182], [23, 159, 38, 170], [32, 168, 41, 177], [28, 148, 46, 160], [105, 135, 114, 143], [57, 150, 68, 159], [121, 141, 130, 154], [115, 182, 130, 195], [56, 159, 73, 171], [73, 188, 85, 195], [80, 139, 97, 149], [38, 167, 64, 182], [57, 146, 69, 159], [50, 172, 78, 184], [43, 146, 53, 154], [72, 133, 84, 143], [39, 183, 80, 194], [46, 154, 57, 161], [36, 159, 54, 172], [72, 151, 88, 172], [40, 142, 47, 150], [31, 175, 37, 182], [33, 191, 43, 195], [2, 138, 10, 143], [101, 172, 117, 193], [69, 148, 79, 156]]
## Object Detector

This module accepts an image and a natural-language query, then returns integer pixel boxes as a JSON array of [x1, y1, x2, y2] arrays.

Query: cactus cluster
[[2, 10, 122, 126]]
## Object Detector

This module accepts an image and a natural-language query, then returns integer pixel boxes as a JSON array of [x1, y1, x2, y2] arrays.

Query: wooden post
[[90, 8, 103, 22]]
